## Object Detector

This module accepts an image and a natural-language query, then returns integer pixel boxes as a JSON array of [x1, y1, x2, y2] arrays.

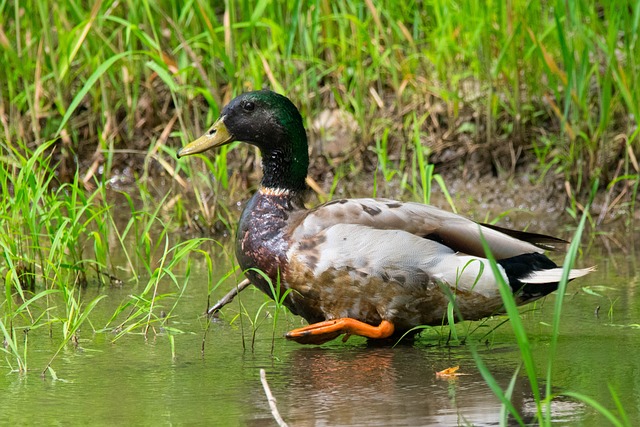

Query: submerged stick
[[260, 369, 288, 427], [207, 279, 251, 316]]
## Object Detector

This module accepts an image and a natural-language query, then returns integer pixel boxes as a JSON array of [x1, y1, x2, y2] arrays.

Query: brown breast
[[235, 189, 315, 318]]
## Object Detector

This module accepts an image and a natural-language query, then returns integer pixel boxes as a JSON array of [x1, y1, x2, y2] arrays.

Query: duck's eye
[[243, 101, 255, 112]]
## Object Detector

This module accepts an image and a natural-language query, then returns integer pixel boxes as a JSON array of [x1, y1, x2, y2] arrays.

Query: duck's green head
[[177, 90, 309, 192]]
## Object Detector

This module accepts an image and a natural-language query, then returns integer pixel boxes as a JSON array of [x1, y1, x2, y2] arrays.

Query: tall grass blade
[[56, 50, 135, 135], [544, 179, 598, 416], [561, 391, 627, 427]]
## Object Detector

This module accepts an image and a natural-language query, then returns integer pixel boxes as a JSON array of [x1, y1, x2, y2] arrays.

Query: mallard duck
[[177, 90, 593, 345]]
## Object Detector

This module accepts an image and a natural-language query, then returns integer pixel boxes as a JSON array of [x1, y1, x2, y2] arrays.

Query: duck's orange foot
[[285, 318, 395, 345]]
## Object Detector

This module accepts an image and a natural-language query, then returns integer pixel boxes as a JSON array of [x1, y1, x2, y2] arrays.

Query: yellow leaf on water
[[436, 366, 468, 378]]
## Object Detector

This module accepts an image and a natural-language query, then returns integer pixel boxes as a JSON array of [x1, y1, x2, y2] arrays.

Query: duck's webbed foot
[[285, 318, 395, 345]]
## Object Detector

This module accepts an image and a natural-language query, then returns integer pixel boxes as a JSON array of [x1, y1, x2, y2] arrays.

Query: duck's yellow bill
[[177, 116, 234, 158]]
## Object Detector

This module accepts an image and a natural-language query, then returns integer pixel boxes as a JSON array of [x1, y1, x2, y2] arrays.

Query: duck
[[177, 90, 593, 345]]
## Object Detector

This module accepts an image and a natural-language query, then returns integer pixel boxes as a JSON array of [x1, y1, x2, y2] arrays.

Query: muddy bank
[[49, 92, 636, 238], [116, 139, 636, 247]]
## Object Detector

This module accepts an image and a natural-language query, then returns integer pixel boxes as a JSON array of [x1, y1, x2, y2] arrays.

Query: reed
[[471, 180, 629, 425], [2, 1, 637, 226]]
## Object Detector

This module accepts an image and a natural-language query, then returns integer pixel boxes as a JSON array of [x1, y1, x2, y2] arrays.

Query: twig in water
[[202, 278, 252, 356], [260, 369, 288, 427], [207, 279, 251, 316]]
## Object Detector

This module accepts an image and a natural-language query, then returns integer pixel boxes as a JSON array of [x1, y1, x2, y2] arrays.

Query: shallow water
[[1, 235, 638, 426]]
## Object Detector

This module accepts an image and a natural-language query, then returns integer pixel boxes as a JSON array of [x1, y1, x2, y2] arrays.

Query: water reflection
[[229, 240, 639, 426], [250, 345, 546, 426], [1, 237, 637, 425]]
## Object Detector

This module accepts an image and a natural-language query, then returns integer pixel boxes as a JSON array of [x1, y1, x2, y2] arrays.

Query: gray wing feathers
[[294, 198, 547, 259]]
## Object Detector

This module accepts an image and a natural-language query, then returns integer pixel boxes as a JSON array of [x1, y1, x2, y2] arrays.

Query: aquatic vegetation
[[472, 181, 630, 426], [0, 140, 210, 375]]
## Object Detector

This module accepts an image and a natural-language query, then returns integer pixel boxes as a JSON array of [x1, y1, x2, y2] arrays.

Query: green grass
[[471, 179, 630, 426], [1, 1, 638, 224], [0, 139, 210, 376]]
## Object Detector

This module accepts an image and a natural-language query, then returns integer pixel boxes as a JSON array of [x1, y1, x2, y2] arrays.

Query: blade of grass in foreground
[[474, 178, 623, 425], [561, 391, 627, 427], [544, 179, 597, 418], [477, 234, 542, 421], [472, 350, 525, 425]]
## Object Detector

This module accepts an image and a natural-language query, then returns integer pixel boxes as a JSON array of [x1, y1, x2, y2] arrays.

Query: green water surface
[[1, 241, 637, 426]]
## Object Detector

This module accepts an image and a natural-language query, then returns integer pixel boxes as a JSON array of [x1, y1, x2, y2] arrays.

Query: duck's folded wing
[[293, 198, 567, 260]]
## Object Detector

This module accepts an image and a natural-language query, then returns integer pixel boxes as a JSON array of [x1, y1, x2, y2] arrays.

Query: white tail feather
[[521, 266, 596, 284]]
